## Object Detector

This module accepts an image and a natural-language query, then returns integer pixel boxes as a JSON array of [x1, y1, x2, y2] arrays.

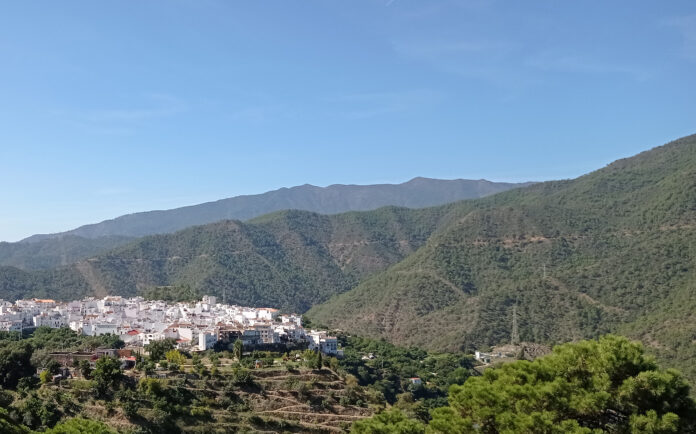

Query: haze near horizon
[[1, 0, 694, 241]]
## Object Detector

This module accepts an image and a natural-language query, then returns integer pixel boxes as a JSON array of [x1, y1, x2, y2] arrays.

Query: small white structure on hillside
[[199, 331, 218, 351]]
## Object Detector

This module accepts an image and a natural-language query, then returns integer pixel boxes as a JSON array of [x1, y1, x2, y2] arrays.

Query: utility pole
[[542, 263, 547, 280], [511, 303, 519, 346]]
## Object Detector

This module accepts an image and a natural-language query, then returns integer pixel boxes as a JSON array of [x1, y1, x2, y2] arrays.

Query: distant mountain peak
[[18, 177, 530, 243]]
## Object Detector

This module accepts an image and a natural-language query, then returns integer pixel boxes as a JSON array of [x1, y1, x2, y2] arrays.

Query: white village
[[0, 295, 340, 357]]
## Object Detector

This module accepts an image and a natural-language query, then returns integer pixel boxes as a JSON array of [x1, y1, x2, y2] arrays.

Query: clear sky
[[0, 1, 694, 242]]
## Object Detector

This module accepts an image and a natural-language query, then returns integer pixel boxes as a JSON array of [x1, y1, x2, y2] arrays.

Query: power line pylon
[[511, 303, 520, 346]]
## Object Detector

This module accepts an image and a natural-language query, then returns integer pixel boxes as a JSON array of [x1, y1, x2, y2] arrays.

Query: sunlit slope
[[310, 135, 696, 364], [0, 205, 458, 312]]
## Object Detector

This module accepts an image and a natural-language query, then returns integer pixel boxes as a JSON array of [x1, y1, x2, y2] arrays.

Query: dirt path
[[547, 276, 626, 315], [395, 269, 463, 293], [262, 410, 364, 420]]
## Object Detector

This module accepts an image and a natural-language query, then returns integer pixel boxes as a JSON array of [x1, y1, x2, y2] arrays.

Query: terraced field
[[60, 363, 374, 433]]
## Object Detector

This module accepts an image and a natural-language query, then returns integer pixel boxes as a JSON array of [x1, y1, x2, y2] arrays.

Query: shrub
[[190, 406, 211, 418]]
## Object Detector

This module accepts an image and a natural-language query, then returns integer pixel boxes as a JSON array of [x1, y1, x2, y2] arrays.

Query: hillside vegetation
[[3, 178, 527, 272], [310, 134, 696, 380], [0, 236, 134, 271], [0, 206, 457, 312], [0, 327, 479, 433], [354, 335, 696, 433], [2, 135, 696, 384]]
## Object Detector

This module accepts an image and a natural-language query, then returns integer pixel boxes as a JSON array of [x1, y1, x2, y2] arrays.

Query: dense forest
[[353, 335, 696, 433], [0, 205, 456, 312], [0, 236, 134, 271]]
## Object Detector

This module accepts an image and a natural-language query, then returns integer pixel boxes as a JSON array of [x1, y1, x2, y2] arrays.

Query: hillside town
[[0, 296, 340, 356]]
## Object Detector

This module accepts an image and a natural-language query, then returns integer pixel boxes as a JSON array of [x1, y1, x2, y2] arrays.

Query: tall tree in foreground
[[354, 335, 696, 434], [352, 408, 425, 434], [145, 338, 176, 362], [93, 356, 122, 396], [233, 339, 243, 361]]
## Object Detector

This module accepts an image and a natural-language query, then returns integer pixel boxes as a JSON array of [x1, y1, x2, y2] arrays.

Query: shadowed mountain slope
[[0, 235, 134, 270], [309, 134, 696, 379], [0, 205, 459, 312], [3, 178, 528, 272]]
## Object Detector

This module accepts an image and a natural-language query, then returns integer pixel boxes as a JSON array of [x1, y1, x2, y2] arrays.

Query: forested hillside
[[0, 206, 457, 312], [354, 336, 696, 433], [2, 178, 527, 273], [0, 265, 92, 303], [0, 235, 133, 270], [310, 134, 696, 380]]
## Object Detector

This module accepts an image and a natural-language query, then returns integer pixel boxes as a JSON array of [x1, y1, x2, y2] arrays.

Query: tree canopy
[[92, 356, 122, 396], [0, 328, 122, 390], [352, 408, 425, 434], [146, 338, 176, 362], [42, 418, 117, 434], [354, 336, 696, 434]]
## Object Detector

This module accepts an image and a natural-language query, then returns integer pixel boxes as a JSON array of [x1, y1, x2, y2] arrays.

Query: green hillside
[[0, 206, 456, 312], [0, 265, 91, 302], [5, 178, 519, 272], [309, 134, 696, 379], [0, 235, 133, 270]]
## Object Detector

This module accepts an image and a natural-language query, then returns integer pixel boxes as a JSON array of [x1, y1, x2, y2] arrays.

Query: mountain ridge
[[0, 204, 460, 312], [20, 177, 531, 243], [308, 133, 696, 380]]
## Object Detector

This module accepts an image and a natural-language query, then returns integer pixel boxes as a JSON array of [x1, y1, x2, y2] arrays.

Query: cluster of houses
[[0, 296, 341, 356]]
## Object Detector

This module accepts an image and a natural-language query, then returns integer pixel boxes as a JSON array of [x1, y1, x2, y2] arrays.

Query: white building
[[253, 324, 276, 344], [0, 320, 22, 332], [33, 313, 67, 328], [308, 330, 340, 356], [198, 331, 218, 351], [83, 323, 118, 336], [0, 296, 338, 354]]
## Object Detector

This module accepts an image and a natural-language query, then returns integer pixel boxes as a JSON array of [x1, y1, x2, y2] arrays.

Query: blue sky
[[1, 1, 695, 241]]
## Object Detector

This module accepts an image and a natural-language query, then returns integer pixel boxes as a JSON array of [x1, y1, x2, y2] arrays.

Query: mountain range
[[20, 177, 527, 242], [1, 135, 695, 383], [1, 177, 528, 271]]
